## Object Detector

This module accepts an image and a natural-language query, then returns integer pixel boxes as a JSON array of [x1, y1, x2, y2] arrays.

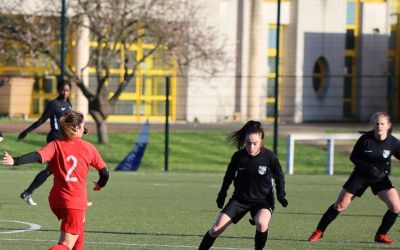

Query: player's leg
[[21, 165, 52, 205], [72, 222, 85, 250], [308, 188, 355, 241], [374, 187, 400, 244], [49, 208, 83, 249], [253, 208, 272, 250], [198, 212, 232, 250]]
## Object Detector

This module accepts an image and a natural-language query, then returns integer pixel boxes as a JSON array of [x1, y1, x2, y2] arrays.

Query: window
[[346, 29, 355, 50], [312, 57, 328, 96]]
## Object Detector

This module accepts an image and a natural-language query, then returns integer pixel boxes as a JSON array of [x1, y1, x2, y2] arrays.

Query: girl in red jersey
[[2, 111, 109, 250]]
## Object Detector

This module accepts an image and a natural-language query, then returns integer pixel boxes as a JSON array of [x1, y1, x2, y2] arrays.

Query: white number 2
[[65, 155, 78, 182]]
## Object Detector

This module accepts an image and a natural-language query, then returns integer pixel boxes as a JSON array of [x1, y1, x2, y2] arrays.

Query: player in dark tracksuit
[[17, 80, 72, 205], [199, 121, 288, 250], [308, 112, 400, 244]]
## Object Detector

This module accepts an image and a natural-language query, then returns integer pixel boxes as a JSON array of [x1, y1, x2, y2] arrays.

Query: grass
[[0, 171, 399, 249], [1, 130, 400, 176]]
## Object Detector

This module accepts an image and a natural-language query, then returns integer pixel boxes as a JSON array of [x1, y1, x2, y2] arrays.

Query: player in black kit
[[308, 112, 400, 244], [198, 120, 288, 250], [17, 80, 72, 205]]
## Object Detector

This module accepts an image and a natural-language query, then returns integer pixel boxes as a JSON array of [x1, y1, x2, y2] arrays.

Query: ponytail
[[60, 111, 84, 140]]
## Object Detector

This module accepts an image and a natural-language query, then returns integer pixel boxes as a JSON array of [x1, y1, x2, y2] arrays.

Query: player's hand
[[216, 191, 226, 209], [18, 131, 27, 141], [2, 151, 14, 166], [93, 181, 102, 191], [277, 195, 288, 207]]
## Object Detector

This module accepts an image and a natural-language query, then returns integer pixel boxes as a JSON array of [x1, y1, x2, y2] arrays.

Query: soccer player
[[2, 110, 109, 250], [198, 120, 288, 250], [308, 112, 400, 244], [18, 80, 72, 205], [0, 130, 3, 142]]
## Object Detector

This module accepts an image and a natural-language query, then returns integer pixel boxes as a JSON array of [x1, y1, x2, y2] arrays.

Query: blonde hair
[[60, 111, 84, 140], [370, 111, 391, 125]]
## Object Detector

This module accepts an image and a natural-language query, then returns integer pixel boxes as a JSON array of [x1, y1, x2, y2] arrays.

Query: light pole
[[59, 0, 66, 86], [273, 0, 281, 154]]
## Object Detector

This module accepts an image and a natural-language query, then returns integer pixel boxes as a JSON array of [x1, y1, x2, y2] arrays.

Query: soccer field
[[0, 170, 399, 249]]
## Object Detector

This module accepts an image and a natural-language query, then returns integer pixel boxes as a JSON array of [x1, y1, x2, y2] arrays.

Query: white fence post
[[326, 138, 334, 175], [285, 133, 368, 175], [286, 134, 294, 175]]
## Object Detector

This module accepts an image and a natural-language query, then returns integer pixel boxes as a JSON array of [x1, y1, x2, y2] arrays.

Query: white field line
[[0, 220, 41, 234], [0, 238, 252, 249]]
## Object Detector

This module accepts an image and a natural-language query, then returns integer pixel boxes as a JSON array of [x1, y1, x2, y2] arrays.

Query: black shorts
[[221, 198, 273, 224], [343, 172, 394, 197]]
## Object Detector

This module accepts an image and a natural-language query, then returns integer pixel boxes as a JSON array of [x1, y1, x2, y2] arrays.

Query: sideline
[[0, 237, 251, 249], [0, 220, 41, 234]]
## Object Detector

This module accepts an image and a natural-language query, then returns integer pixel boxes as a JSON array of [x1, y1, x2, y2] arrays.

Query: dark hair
[[57, 79, 72, 94], [60, 111, 84, 140], [226, 120, 264, 150]]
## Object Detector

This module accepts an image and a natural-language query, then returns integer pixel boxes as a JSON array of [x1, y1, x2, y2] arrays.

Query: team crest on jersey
[[383, 150, 390, 158], [258, 166, 267, 175]]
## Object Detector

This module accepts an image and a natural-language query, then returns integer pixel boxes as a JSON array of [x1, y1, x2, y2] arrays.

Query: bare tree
[[0, 0, 226, 143]]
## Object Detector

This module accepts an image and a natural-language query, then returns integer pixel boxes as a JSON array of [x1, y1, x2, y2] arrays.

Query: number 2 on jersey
[[66, 155, 78, 182]]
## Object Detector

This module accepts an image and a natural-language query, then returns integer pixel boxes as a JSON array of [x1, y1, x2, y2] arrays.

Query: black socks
[[198, 231, 216, 250], [25, 169, 50, 194], [376, 210, 398, 235], [255, 230, 268, 250], [317, 204, 340, 232]]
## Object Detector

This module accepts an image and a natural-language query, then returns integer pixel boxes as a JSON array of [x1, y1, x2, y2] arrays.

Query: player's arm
[[18, 102, 54, 140], [2, 151, 42, 166], [270, 155, 288, 207], [93, 167, 109, 191], [216, 154, 237, 208], [349, 137, 372, 169]]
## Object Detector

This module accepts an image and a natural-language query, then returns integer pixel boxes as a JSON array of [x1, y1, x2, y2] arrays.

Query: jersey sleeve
[[392, 137, 400, 160], [270, 154, 286, 196], [37, 141, 57, 163], [89, 145, 106, 170], [22, 101, 54, 134], [218, 152, 238, 195], [350, 135, 371, 169]]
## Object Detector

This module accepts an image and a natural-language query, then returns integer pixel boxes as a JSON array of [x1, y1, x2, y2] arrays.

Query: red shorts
[[51, 207, 85, 234]]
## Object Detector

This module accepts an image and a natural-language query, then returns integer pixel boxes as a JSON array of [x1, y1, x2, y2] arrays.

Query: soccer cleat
[[20, 192, 37, 206], [308, 230, 323, 242], [374, 234, 394, 244]]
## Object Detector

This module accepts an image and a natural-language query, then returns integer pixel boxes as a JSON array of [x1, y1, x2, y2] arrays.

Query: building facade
[[0, 0, 398, 123]]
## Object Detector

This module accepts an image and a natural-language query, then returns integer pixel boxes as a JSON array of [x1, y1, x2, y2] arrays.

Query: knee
[[255, 221, 269, 232], [209, 226, 223, 238], [390, 206, 400, 214], [333, 202, 348, 212]]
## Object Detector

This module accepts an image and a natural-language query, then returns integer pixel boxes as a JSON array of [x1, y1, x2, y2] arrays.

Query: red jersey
[[37, 137, 106, 210]]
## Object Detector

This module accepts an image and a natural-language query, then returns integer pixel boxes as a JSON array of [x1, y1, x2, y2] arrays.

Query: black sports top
[[350, 130, 400, 178], [22, 98, 72, 134], [219, 147, 285, 203]]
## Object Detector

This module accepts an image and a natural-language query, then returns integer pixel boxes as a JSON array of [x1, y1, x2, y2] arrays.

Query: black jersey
[[23, 98, 72, 136], [219, 147, 285, 203], [350, 131, 400, 178]]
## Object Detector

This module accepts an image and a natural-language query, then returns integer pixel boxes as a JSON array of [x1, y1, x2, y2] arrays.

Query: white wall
[[358, 2, 389, 121], [186, 0, 237, 123], [293, 0, 347, 122]]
